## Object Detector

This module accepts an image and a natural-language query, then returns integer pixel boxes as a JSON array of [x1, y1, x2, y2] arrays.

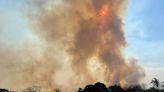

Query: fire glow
[[101, 11, 105, 15], [100, 5, 109, 16]]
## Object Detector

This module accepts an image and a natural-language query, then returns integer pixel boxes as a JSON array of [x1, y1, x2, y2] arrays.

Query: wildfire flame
[[100, 5, 108, 16], [101, 11, 105, 15]]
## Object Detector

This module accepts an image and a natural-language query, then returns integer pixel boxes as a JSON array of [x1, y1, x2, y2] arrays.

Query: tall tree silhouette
[[151, 78, 159, 88]]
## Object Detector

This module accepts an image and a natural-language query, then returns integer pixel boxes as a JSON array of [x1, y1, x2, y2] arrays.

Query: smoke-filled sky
[[124, 0, 164, 83], [0, 0, 164, 90]]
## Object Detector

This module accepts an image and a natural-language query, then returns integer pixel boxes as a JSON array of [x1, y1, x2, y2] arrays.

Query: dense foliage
[[1, 79, 164, 92]]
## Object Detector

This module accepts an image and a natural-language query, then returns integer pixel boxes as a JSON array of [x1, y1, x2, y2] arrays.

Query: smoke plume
[[0, 0, 145, 91]]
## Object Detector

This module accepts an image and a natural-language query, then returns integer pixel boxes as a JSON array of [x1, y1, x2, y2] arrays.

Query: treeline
[[0, 78, 164, 92], [1, 82, 164, 92], [78, 78, 164, 92], [78, 82, 164, 92]]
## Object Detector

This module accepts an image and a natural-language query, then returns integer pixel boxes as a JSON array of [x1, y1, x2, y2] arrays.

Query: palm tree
[[151, 78, 159, 88]]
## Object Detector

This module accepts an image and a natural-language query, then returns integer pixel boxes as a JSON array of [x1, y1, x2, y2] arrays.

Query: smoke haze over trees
[[0, 0, 148, 91]]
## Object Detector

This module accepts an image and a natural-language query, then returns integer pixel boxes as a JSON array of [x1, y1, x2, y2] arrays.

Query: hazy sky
[[0, 0, 163, 84], [124, 0, 164, 83]]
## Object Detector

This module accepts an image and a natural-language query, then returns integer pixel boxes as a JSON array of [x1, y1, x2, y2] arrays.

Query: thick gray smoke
[[0, 0, 145, 91]]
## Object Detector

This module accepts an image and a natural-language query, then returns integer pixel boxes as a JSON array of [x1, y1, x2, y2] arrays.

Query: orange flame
[[100, 5, 108, 16]]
